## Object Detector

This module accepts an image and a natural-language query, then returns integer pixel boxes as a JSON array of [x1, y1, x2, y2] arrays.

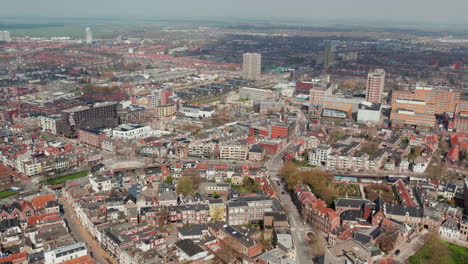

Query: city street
[[265, 111, 315, 264], [60, 197, 118, 264]]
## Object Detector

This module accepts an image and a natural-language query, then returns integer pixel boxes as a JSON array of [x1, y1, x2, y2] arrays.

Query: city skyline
[[1, 0, 468, 24]]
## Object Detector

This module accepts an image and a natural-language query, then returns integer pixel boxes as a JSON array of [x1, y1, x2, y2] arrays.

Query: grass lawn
[[41, 134, 54, 141], [42, 171, 88, 185], [408, 239, 468, 264], [292, 159, 317, 168], [0, 190, 17, 199], [364, 184, 397, 203], [335, 183, 361, 198], [442, 241, 468, 263]]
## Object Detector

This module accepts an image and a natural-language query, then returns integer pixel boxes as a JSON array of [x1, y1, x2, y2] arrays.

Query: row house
[[293, 185, 339, 233], [0, 200, 35, 220], [327, 148, 388, 172], [302, 195, 340, 233], [394, 179, 418, 207], [167, 204, 210, 224], [139, 207, 169, 226]]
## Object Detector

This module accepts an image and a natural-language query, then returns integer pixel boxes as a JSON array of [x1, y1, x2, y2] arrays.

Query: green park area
[[0, 189, 18, 199], [335, 184, 361, 198], [42, 171, 88, 185], [364, 184, 397, 203], [408, 236, 468, 264]]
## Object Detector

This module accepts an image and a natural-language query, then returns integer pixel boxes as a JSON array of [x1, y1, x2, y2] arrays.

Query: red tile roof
[[0, 252, 27, 263], [57, 255, 95, 264], [27, 212, 60, 226], [31, 194, 56, 210], [394, 179, 417, 207]]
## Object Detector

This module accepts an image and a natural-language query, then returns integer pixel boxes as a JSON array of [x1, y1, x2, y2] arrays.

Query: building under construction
[[57, 102, 120, 137]]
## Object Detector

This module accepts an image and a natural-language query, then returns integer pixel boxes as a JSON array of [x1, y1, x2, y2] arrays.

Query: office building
[[391, 83, 468, 127], [309, 84, 333, 104], [112, 123, 154, 139], [179, 105, 214, 118], [0, 31, 11, 42], [451, 112, 468, 133], [85, 27, 93, 43], [323, 43, 335, 68], [226, 196, 273, 225], [242, 53, 262, 80], [57, 102, 119, 137], [365, 69, 385, 104], [322, 102, 352, 119]]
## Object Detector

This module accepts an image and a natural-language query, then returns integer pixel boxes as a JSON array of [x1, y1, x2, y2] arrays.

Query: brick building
[[78, 128, 108, 148]]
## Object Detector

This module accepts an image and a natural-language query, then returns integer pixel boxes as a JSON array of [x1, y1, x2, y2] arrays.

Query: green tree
[[164, 175, 174, 184], [176, 176, 196, 196], [280, 162, 337, 204]]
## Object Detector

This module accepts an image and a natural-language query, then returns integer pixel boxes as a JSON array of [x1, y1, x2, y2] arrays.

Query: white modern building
[[85, 27, 93, 43], [44, 242, 87, 264], [242, 53, 261, 80], [412, 156, 428, 173], [39, 115, 62, 135], [0, 31, 11, 42], [188, 142, 215, 158], [309, 144, 332, 166], [357, 102, 382, 124], [219, 144, 249, 160], [179, 105, 214, 118], [89, 175, 113, 192], [112, 123, 154, 139]]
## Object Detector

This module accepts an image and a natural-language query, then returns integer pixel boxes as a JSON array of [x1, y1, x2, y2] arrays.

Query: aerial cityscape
[[0, 1, 467, 264]]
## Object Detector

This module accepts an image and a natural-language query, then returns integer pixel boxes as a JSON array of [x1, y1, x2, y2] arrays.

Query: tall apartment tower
[[366, 69, 386, 104], [0, 31, 11, 42], [323, 43, 335, 68], [85, 27, 93, 44], [242, 53, 261, 80]]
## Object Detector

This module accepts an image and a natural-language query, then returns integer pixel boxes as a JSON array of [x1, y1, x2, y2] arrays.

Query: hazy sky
[[2, 0, 468, 24]]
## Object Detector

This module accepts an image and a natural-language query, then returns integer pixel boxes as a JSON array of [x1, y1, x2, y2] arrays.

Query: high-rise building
[[390, 83, 468, 127], [365, 69, 386, 104], [150, 88, 174, 107], [323, 43, 335, 68], [0, 31, 11, 42], [85, 27, 93, 44], [242, 53, 261, 80]]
